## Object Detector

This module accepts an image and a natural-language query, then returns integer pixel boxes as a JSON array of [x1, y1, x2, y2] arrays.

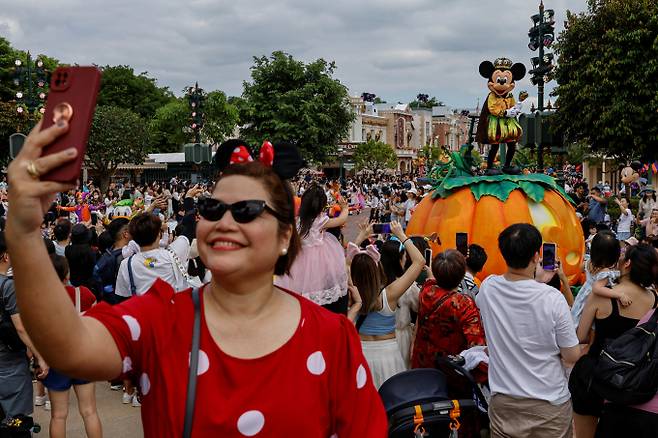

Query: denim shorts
[[43, 368, 89, 392]]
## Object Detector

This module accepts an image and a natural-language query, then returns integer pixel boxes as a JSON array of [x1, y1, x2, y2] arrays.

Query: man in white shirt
[[115, 213, 191, 298], [476, 223, 581, 438]]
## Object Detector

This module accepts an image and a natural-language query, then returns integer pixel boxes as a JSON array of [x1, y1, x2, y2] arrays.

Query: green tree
[[98, 66, 174, 118], [409, 95, 441, 109], [203, 90, 239, 145], [353, 140, 398, 172], [553, 0, 658, 161], [0, 101, 28, 166], [240, 51, 354, 162], [148, 99, 189, 153], [86, 106, 150, 191]]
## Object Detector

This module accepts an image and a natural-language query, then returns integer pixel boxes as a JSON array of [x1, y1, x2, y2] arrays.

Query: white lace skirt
[[361, 338, 407, 389]]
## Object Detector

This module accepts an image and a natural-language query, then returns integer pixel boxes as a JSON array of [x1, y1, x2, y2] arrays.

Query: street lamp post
[[528, 0, 556, 172], [14, 51, 49, 127]]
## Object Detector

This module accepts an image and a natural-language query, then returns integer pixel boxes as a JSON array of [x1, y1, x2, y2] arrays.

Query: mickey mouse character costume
[[475, 57, 527, 175]]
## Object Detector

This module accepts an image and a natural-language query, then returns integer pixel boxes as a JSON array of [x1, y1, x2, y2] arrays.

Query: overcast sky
[[1, 0, 588, 107]]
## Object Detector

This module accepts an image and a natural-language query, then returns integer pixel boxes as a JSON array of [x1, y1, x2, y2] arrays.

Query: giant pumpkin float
[[407, 151, 585, 285]]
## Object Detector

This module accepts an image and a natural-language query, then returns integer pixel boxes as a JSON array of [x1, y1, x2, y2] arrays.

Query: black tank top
[[590, 291, 658, 357]]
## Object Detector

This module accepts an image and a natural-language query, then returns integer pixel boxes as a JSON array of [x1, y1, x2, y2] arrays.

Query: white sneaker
[[34, 395, 47, 406], [131, 394, 141, 407], [122, 392, 132, 404], [44, 401, 51, 411], [110, 384, 123, 391]]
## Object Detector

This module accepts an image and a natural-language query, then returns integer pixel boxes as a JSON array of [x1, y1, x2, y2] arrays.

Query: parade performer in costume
[[57, 192, 99, 222], [475, 57, 527, 175]]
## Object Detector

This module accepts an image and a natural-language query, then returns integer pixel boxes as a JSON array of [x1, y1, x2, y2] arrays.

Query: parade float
[[407, 57, 585, 285]]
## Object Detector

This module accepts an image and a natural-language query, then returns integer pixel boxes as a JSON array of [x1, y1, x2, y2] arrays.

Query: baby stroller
[[379, 355, 489, 438]]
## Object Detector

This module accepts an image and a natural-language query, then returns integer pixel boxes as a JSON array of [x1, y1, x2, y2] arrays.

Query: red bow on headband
[[229, 141, 274, 167]]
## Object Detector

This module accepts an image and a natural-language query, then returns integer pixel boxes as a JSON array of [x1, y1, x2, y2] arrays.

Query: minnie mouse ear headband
[[346, 242, 381, 264], [213, 139, 305, 180]]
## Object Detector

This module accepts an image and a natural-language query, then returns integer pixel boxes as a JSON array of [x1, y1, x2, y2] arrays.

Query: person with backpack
[[570, 243, 658, 438], [92, 218, 130, 305], [0, 231, 47, 419], [594, 306, 658, 437]]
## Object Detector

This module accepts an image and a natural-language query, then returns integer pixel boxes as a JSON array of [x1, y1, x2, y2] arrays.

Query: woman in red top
[[5, 124, 386, 438], [411, 250, 487, 379]]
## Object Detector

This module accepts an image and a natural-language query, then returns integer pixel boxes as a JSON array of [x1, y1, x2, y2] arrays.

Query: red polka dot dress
[[85, 279, 387, 437]]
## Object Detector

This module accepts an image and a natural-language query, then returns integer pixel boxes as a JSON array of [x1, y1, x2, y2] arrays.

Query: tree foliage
[[86, 106, 150, 190], [203, 90, 239, 146], [148, 99, 189, 153], [553, 0, 658, 161], [240, 51, 354, 162], [353, 140, 398, 172], [97, 66, 174, 118], [409, 95, 442, 109], [0, 101, 28, 166], [148, 90, 239, 153]]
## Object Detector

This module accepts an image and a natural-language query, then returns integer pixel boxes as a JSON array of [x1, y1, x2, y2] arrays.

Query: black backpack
[[0, 278, 26, 353], [92, 248, 123, 297], [590, 309, 658, 405]]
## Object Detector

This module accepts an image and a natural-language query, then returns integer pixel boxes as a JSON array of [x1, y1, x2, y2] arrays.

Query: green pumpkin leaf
[[470, 180, 519, 202], [518, 181, 546, 202]]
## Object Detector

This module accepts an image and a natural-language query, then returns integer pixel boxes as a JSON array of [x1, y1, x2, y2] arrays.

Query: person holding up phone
[[5, 129, 386, 437], [349, 220, 425, 388]]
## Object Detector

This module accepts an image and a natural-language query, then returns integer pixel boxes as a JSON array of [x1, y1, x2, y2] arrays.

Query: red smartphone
[[40, 66, 102, 184]]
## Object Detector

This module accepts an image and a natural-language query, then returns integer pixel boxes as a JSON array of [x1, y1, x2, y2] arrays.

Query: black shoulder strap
[[652, 290, 658, 309], [127, 255, 137, 296], [183, 287, 201, 438]]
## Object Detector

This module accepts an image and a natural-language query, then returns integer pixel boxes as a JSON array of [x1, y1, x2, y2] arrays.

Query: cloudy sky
[[1, 0, 588, 107]]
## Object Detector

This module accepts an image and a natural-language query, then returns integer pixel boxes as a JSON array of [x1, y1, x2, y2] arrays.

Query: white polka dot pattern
[[140, 373, 151, 396], [188, 349, 210, 376], [122, 315, 141, 341], [356, 364, 367, 389], [122, 356, 132, 373], [306, 351, 326, 376], [237, 410, 265, 436]]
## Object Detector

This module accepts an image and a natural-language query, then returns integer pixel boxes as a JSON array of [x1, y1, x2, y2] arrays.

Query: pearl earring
[[281, 248, 288, 256]]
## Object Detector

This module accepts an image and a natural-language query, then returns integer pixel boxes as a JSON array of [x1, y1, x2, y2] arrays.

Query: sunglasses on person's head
[[198, 198, 287, 224]]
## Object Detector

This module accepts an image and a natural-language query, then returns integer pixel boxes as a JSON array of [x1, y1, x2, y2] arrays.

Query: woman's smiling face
[[196, 175, 290, 279]]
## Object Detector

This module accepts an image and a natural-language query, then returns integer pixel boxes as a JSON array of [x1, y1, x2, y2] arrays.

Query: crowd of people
[[0, 122, 657, 438]]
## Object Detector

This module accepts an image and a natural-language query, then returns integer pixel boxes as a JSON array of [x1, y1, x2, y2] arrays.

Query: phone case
[[40, 66, 102, 183]]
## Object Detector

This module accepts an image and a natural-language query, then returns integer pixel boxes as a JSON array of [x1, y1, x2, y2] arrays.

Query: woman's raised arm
[[6, 120, 122, 381]]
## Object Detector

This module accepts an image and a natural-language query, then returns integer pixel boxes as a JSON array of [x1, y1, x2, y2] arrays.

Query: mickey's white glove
[[505, 107, 520, 118]]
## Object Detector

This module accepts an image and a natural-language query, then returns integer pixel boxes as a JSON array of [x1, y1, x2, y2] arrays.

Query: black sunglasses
[[198, 198, 288, 224]]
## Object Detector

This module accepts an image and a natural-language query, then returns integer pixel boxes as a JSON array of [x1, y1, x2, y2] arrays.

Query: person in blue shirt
[[587, 186, 607, 225]]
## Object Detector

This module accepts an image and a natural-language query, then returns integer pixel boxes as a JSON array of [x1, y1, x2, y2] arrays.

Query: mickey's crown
[[493, 57, 513, 71]]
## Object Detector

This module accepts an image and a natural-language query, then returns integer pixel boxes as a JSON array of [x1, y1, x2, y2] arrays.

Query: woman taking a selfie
[[6, 124, 386, 438]]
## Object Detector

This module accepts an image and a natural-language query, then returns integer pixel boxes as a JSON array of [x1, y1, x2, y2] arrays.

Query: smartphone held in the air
[[373, 223, 391, 234], [40, 66, 102, 184], [424, 248, 433, 266], [542, 242, 557, 271], [456, 232, 468, 256]]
